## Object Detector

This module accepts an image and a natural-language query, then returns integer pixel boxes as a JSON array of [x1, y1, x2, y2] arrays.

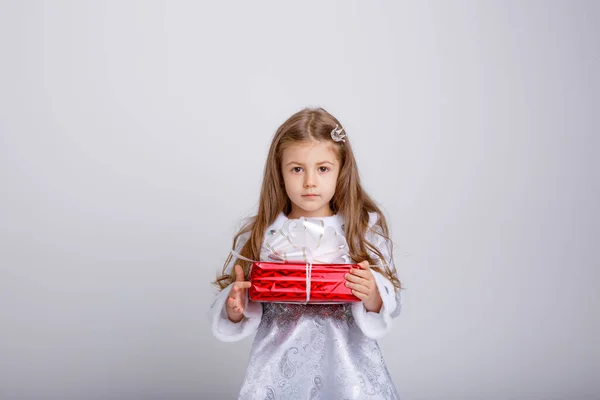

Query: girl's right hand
[[226, 264, 252, 323]]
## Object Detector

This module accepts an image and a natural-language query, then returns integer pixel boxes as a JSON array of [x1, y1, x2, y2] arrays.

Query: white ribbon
[[305, 262, 312, 303]]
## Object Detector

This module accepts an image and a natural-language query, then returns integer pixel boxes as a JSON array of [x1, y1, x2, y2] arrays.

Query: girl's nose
[[303, 171, 316, 188]]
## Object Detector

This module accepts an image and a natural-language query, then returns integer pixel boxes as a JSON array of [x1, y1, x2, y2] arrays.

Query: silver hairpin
[[330, 124, 347, 143]]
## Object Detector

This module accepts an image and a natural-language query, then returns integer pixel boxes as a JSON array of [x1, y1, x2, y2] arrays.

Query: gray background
[[1, 1, 598, 399]]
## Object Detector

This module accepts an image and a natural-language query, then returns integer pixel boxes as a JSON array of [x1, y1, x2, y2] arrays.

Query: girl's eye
[[318, 166, 329, 173], [292, 167, 303, 173]]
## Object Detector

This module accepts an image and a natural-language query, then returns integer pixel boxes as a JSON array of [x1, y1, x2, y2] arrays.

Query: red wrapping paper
[[249, 262, 361, 303]]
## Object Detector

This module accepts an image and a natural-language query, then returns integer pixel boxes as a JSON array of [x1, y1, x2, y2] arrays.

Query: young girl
[[210, 107, 403, 399]]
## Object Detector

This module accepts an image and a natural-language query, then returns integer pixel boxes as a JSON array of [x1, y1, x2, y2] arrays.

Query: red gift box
[[248, 262, 361, 303]]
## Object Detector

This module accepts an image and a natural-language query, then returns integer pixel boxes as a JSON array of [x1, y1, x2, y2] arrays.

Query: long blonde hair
[[214, 107, 402, 291]]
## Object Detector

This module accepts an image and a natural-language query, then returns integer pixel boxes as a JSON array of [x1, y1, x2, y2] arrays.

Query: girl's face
[[281, 140, 340, 219]]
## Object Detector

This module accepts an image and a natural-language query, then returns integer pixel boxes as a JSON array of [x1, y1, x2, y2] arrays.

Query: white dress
[[209, 212, 403, 399]]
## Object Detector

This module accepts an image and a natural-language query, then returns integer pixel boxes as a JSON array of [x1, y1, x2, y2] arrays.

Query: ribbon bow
[[261, 218, 349, 302]]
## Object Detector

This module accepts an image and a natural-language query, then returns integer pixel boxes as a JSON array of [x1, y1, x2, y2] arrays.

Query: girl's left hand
[[345, 261, 383, 313]]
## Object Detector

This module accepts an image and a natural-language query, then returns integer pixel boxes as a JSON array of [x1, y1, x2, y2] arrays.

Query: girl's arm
[[209, 282, 262, 342], [209, 231, 263, 342], [350, 212, 403, 339]]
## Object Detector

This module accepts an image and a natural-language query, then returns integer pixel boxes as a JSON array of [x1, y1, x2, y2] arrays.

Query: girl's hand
[[345, 261, 383, 313], [226, 265, 252, 323]]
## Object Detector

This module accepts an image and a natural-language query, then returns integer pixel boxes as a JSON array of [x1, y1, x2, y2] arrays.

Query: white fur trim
[[351, 270, 399, 339]]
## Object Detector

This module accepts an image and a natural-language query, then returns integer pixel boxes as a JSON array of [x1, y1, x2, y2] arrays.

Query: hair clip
[[330, 124, 347, 143]]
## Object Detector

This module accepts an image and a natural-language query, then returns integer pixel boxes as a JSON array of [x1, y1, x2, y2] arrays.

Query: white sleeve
[[351, 214, 403, 339], [208, 229, 263, 342]]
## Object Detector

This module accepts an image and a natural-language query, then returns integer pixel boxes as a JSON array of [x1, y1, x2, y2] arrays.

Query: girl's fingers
[[229, 286, 244, 302], [228, 297, 241, 310], [228, 267, 251, 315], [357, 261, 370, 270], [228, 295, 241, 306], [234, 265, 245, 281], [228, 296, 244, 313], [351, 289, 368, 300], [345, 281, 372, 295], [231, 282, 251, 304], [345, 273, 368, 286], [231, 282, 251, 299], [349, 268, 372, 279], [235, 281, 252, 289]]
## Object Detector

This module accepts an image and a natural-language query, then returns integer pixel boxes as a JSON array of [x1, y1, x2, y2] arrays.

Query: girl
[[210, 107, 403, 399]]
